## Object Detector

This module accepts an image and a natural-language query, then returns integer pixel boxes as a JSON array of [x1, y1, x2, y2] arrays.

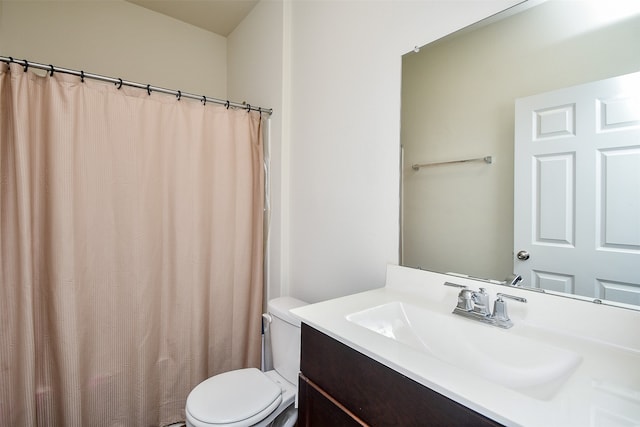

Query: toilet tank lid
[[268, 297, 307, 326]]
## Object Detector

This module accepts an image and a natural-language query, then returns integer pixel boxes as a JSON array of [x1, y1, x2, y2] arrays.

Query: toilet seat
[[186, 368, 283, 427]]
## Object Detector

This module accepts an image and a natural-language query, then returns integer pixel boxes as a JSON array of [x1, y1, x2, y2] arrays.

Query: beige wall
[[0, 0, 227, 98], [401, 1, 640, 281], [227, 0, 286, 304]]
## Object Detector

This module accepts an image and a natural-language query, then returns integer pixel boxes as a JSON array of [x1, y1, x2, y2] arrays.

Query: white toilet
[[185, 297, 308, 427]]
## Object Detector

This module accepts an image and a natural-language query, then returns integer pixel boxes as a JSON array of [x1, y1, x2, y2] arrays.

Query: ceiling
[[125, 0, 259, 37]]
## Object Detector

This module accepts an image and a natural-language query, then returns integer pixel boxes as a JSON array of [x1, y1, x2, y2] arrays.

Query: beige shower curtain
[[0, 62, 264, 426]]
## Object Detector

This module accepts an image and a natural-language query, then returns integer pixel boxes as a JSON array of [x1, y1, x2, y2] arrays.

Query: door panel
[[535, 153, 575, 246], [598, 147, 640, 249]]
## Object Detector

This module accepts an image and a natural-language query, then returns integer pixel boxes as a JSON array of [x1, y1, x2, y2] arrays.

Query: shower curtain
[[0, 62, 264, 426]]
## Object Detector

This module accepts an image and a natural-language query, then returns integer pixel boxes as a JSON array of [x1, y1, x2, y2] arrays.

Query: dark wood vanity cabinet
[[298, 323, 503, 427]]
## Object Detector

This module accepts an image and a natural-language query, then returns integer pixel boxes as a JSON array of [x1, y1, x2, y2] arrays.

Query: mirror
[[400, 0, 640, 308]]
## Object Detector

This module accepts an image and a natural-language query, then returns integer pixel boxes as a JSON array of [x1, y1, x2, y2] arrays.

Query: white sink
[[346, 301, 582, 400]]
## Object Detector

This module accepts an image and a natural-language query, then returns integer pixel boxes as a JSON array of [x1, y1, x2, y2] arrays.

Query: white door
[[514, 72, 640, 305]]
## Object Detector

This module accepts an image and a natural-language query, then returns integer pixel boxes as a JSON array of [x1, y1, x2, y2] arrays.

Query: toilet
[[185, 297, 308, 427]]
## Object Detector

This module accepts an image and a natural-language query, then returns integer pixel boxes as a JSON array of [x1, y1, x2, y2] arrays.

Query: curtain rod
[[0, 56, 273, 115]]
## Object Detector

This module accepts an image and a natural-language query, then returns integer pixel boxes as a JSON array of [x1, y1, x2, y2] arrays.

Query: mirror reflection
[[400, 0, 640, 308]]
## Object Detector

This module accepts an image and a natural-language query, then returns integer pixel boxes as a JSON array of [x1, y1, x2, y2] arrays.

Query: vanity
[[298, 323, 501, 426], [291, 265, 640, 426]]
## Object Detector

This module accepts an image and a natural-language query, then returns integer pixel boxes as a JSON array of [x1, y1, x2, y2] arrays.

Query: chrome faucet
[[503, 274, 523, 287], [471, 288, 491, 316], [444, 282, 527, 329]]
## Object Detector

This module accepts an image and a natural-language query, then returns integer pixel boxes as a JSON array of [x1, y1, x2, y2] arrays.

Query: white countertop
[[291, 265, 640, 427]]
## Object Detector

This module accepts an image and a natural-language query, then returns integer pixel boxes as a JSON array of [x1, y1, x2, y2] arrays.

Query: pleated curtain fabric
[[0, 62, 264, 426]]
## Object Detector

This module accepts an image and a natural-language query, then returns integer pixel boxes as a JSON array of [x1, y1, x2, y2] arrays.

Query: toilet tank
[[267, 297, 307, 385]]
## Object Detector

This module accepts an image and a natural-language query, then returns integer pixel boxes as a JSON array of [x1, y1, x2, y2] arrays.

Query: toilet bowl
[[185, 297, 307, 427]]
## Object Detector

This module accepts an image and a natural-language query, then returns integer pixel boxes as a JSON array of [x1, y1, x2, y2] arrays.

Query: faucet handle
[[496, 293, 527, 303], [456, 289, 475, 311], [492, 293, 526, 329], [443, 281, 467, 289]]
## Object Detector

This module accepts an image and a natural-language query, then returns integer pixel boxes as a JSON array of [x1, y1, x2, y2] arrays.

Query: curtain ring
[[80, 70, 85, 82], [116, 78, 123, 89], [201, 95, 206, 106], [23, 60, 29, 72], [246, 103, 251, 113], [225, 100, 230, 109], [176, 90, 181, 101], [8, 57, 13, 63], [48, 65, 54, 76], [147, 84, 151, 95]]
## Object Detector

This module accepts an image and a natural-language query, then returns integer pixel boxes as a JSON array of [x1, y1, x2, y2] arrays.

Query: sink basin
[[346, 301, 582, 400]]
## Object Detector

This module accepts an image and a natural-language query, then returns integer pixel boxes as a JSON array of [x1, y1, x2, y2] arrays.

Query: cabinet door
[[298, 374, 367, 427], [300, 323, 503, 427]]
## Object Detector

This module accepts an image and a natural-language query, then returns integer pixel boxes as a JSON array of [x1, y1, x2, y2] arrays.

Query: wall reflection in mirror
[[400, 0, 640, 309]]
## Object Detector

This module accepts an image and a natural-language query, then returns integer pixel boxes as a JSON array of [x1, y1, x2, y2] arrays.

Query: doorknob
[[517, 250, 530, 260]]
